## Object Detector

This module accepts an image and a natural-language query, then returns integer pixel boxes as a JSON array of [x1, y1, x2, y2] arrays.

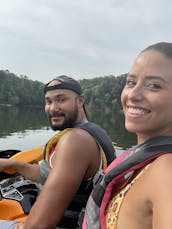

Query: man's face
[[45, 80, 80, 131]]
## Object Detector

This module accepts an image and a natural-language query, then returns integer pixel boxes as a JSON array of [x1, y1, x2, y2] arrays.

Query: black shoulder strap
[[76, 122, 115, 165], [105, 136, 172, 184], [93, 136, 172, 206]]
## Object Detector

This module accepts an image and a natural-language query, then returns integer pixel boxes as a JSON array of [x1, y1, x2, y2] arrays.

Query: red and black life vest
[[81, 136, 172, 229]]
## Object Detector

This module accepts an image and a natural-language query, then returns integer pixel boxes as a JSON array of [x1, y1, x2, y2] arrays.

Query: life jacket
[[81, 136, 172, 229], [41, 121, 115, 228], [43, 122, 115, 165]]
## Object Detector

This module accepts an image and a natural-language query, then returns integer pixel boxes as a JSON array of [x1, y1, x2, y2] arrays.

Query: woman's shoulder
[[145, 153, 172, 194]]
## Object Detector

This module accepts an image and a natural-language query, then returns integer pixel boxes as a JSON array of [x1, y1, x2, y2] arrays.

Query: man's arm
[[18, 128, 100, 229], [0, 158, 40, 182]]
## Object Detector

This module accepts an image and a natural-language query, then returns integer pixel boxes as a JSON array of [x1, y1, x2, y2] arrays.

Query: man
[[0, 75, 115, 228]]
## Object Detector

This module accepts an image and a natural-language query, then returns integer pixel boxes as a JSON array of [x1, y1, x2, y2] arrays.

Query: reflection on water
[[0, 106, 137, 153], [0, 106, 54, 151], [1, 128, 55, 151], [89, 109, 137, 149], [0, 106, 48, 138]]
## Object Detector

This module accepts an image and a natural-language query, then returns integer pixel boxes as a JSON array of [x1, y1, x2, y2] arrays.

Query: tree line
[[0, 70, 127, 110], [0, 70, 45, 106], [80, 74, 126, 112]]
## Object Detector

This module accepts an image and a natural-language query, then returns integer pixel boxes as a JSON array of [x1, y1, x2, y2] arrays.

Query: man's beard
[[49, 106, 79, 131]]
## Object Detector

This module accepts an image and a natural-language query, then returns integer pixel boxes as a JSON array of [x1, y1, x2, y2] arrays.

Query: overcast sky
[[0, 0, 171, 83]]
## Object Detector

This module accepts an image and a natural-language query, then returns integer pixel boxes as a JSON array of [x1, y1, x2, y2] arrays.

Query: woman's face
[[121, 50, 172, 144]]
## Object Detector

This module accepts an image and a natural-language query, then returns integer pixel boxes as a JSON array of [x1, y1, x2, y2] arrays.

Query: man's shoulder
[[59, 127, 96, 145], [55, 127, 100, 167]]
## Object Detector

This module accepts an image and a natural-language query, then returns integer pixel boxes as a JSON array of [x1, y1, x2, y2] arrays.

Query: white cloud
[[0, 0, 171, 82]]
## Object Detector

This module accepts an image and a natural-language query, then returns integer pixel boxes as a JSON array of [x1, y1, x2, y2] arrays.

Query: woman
[[82, 42, 172, 229]]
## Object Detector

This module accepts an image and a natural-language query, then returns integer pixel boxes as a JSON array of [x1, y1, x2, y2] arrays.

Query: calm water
[[0, 106, 137, 156]]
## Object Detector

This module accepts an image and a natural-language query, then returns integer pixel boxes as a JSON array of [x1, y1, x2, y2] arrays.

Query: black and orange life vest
[[40, 121, 115, 228]]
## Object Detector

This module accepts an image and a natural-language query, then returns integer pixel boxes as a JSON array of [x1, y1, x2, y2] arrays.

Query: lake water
[[0, 106, 137, 156], [0, 127, 55, 151]]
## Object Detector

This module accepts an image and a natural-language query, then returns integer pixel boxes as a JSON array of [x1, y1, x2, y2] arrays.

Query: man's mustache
[[49, 112, 65, 118]]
